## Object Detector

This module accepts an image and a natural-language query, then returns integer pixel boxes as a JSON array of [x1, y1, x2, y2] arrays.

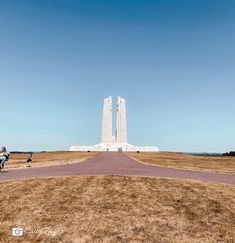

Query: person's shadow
[[0, 170, 9, 173]]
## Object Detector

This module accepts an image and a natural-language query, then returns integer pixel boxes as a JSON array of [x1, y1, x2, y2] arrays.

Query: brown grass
[[7, 152, 101, 170], [0, 176, 234, 243], [128, 152, 235, 174]]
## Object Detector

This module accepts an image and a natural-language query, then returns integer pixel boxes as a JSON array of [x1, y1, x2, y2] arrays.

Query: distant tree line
[[223, 151, 235, 156]]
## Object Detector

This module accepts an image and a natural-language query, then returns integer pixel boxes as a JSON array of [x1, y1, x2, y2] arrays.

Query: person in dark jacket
[[25, 153, 33, 167], [0, 147, 10, 172]]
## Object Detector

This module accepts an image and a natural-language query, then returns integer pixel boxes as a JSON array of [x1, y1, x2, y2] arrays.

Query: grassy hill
[[0, 176, 234, 242], [128, 152, 235, 174]]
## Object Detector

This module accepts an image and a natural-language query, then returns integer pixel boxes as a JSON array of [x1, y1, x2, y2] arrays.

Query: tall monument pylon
[[101, 96, 113, 143], [116, 96, 127, 143]]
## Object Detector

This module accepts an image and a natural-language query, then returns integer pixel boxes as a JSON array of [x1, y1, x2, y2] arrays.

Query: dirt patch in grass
[[0, 176, 234, 243], [128, 152, 235, 174], [7, 151, 101, 170]]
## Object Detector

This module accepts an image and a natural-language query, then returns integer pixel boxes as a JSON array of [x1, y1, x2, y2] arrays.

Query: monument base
[[69, 143, 159, 152]]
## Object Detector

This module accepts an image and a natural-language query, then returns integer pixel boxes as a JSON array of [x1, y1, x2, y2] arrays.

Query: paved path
[[0, 152, 235, 184]]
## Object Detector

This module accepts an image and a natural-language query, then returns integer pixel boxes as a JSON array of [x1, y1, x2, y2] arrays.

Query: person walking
[[25, 152, 33, 167], [0, 147, 10, 172]]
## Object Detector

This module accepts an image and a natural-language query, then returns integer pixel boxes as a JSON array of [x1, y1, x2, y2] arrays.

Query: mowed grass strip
[[7, 151, 101, 169], [128, 152, 235, 174], [0, 176, 234, 243]]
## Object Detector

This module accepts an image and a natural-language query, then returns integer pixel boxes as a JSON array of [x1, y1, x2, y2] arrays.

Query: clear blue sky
[[0, 0, 234, 152]]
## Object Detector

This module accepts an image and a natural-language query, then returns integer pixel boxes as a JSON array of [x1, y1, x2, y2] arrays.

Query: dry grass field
[[7, 151, 101, 169], [128, 152, 235, 174], [0, 176, 234, 243]]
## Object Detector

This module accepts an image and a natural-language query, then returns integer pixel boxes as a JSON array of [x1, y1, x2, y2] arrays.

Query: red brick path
[[0, 152, 234, 185]]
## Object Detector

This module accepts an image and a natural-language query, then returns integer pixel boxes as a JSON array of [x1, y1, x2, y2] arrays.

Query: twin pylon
[[70, 96, 159, 152], [101, 96, 127, 144]]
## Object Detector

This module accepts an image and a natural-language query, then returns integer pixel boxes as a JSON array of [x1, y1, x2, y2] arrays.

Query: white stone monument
[[117, 96, 127, 144], [101, 96, 113, 144], [70, 96, 159, 152]]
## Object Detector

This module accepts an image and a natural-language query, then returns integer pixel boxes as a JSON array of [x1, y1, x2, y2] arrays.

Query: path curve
[[0, 152, 235, 185]]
